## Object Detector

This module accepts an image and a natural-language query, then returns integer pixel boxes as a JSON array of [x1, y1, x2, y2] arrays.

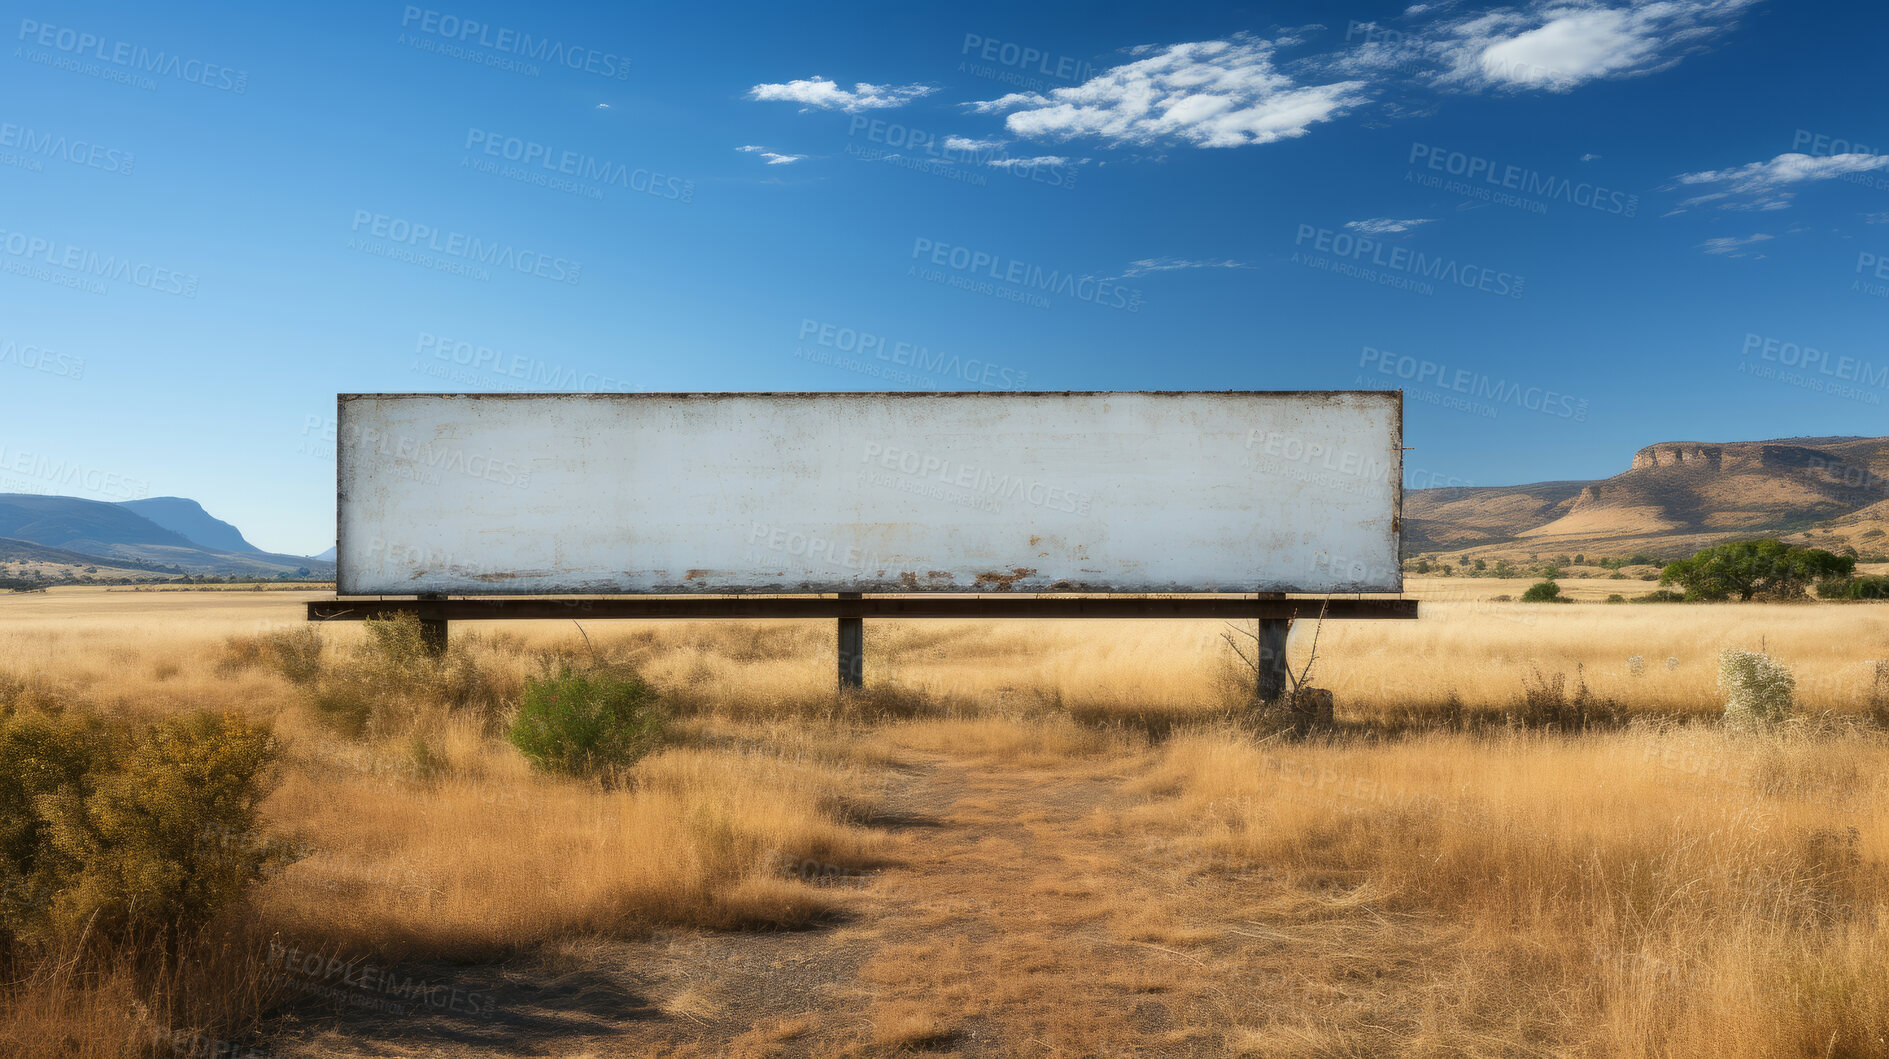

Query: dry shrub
[[217, 627, 323, 686], [303, 614, 505, 739], [1516, 663, 1624, 730], [1720, 649, 1797, 728]]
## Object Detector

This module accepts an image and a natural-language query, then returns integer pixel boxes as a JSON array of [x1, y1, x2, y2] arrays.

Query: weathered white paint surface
[[336, 392, 1402, 595]]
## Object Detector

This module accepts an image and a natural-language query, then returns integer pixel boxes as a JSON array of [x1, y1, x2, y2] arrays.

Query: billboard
[[336, 391, 1402, 596]]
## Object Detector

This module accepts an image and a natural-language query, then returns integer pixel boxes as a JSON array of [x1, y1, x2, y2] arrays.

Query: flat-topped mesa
[[1631, 443, 1723, 470]]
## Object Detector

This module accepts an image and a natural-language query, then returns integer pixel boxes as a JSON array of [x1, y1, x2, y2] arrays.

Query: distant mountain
[[0, 494, 333, 577], [0, 493, 197, 554], [117, 497, 261, 554], [313, 546, 336, 562], [1406, 436, 1889, 560]]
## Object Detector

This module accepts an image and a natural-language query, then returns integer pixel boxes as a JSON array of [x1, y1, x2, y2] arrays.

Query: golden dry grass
[[0, 585, 1886, 1056], [1123, 725, 1889, 1057]]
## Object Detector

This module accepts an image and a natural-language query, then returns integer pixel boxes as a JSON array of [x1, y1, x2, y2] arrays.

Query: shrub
[[218, 627, 323, 685], [0, 708, 107, 947], [509, 662, 665, 778], [1718, 649, 1795, 728], [1818, 574, 1889, 600], [1515, 664, 1618, 730], [307, 614, 498, 739], [1520, 580, 1563, 603], [1606, 594, 1627, 603], [1631, 590, 1686, 603], [0, 709, 296, 952]]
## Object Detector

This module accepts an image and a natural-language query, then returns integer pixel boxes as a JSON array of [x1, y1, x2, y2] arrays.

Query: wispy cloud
[[986, 155, 1069, 169], [945, 135, 1007, 152], [1325, 0, 1757, 94], [748, 76, 934, 112], [737, 145, 805, 165], [1119, 257, 1251, 277], [1697, 233, 1772, 258], [971, 34, 1367, 148], [1344, 217, 1434, 234], [1673, 152, 1889, 210]]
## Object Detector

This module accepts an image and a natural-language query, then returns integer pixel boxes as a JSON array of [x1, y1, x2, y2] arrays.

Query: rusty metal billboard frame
[[308, 390, 1418, 693]]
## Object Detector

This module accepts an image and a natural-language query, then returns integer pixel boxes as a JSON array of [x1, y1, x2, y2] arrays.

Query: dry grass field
[[0, 583, 1885, 1057]]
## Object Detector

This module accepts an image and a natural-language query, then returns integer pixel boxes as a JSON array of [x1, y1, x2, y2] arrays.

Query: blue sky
[[3, 0, 1886, 555]]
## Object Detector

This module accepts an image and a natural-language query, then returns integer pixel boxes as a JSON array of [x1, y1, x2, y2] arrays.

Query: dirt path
[[271, 736, 1433, 1057]]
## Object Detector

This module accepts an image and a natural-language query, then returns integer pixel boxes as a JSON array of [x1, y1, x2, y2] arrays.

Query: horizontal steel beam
[[306, 596, 1417, 621]]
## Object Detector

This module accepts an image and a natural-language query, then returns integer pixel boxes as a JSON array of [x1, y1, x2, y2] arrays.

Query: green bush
[[1718, 650, 1795, 728], [0, 708, 296, 953], [1818, 574, 1889, 600], [509, 662, 664, 778], [1631, 590, 1686, 603], [1520, 580, 1564, 603], [1605, 594, 1626, 603]]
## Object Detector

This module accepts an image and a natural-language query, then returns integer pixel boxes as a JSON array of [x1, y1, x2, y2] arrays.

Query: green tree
[[1521, 580, 1563, 603], [1660, 539, 1855, 601]]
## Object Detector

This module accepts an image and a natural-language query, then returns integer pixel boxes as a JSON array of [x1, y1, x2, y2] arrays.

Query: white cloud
[[945, 135, 1007, 152], [747, 76, 933, 112], [986, 155, 1069, 168], [737, 145, 805, 165], [1580, 152, 1601, 162], [1344, 217, 1434, 234], [1323, 0, 1757, 94], [1119, 257, 1251, 277], [1674, 152, 1889, 210], [1866, 212, 1889, 225], [972, 34, 1367, 148], [1697, 233, 1772, 257]]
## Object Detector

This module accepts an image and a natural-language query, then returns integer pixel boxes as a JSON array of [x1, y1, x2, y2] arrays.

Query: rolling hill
[[1406, 436, 1889, 561], [0, 494, 333, 579]]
